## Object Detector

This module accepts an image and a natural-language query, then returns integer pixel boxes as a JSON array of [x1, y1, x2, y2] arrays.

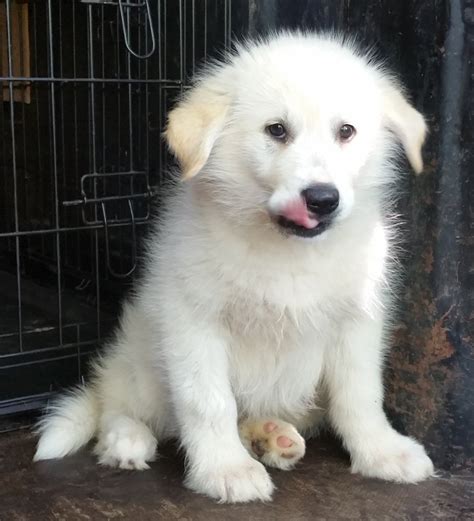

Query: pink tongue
[[280, 199, 319, 229]]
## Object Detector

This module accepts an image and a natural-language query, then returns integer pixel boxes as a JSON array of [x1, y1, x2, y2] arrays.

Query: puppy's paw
[[95, 416, 157, 470], [185, 456, 274, 503], [240, 418, 306, 470], [351, 432, 435, 483]]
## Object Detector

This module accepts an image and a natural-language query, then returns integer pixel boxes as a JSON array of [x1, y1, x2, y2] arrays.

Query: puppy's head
[[165, 33, 427, 240]]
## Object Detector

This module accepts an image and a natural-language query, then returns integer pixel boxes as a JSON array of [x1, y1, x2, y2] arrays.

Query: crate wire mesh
[[0, 0, 237, 415]]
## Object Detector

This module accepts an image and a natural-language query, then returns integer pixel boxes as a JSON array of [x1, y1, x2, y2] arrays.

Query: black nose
[[301, 183, 339, 215]]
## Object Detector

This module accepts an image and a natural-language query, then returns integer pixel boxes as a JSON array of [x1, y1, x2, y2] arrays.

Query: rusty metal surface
[[0, 430, 472, 521], [375, 0, 473, 473]]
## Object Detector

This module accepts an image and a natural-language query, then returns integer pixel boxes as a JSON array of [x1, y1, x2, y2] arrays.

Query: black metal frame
[[0, 0, 236, 415]]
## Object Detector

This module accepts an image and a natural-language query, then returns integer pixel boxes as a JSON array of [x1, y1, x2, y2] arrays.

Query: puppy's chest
[[222, 294, 328, 417], [220, 267, 355, 343], [221, 285, 316, 347], [219, 268, 358, 404]]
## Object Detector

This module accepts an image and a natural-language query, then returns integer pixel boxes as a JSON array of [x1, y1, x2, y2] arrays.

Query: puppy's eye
[[338, 124, 356, 142], [266, 123, 287, 140]]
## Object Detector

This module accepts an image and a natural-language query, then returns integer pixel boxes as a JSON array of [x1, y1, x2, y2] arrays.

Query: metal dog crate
[[0, 0, 472, 470], [0, 0, 243, 416]]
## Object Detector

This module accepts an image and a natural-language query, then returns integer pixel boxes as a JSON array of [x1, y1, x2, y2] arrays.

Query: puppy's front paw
[[352, 432, 435, 483], [240, 418, 306, 470], [185, 456, 274, 503]]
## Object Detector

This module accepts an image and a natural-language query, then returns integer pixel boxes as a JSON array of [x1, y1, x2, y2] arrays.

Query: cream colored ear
[[383, 85, 427, 174], [164, 85, 229, 179]]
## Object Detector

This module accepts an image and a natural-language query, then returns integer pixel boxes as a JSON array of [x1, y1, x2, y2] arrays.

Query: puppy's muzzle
[[275, 183, 339, 239]]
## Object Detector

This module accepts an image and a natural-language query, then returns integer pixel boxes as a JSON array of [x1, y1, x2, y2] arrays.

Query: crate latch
[[63, 171, 155, 278], [100, 199, 137, 278]]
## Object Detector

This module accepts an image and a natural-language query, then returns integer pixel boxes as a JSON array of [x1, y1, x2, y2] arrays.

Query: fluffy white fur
[[34, 32, 434, 503]]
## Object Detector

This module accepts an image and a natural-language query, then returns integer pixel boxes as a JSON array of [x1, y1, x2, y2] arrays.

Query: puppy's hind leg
[[91, 302, 167, 471], [239, 418, 306, 470], [92, 365, 162, 471], [95, 413, 158, 470]]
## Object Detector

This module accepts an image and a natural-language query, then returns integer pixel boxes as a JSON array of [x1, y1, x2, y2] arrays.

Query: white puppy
[[34, 32, 434, 503]]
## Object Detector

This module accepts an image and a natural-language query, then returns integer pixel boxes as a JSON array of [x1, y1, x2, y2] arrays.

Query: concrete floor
[[1, 428, 473, 521]]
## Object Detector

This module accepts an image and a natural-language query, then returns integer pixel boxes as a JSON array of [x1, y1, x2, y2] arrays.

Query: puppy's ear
[[383, 84, 427, 174], [164, 84, 230, 179]]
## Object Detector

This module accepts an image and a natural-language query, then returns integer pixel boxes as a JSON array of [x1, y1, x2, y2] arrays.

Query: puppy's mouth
[[272, 199, 332, 238], [277, 216, 330, 238]]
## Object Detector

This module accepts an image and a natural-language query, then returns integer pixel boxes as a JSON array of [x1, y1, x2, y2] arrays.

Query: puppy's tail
[[33, 386, 99, 461]]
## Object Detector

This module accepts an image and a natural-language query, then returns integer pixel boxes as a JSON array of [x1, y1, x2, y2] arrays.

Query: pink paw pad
[[277, 436, 294, 448], [263, 422, 278, 433]]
